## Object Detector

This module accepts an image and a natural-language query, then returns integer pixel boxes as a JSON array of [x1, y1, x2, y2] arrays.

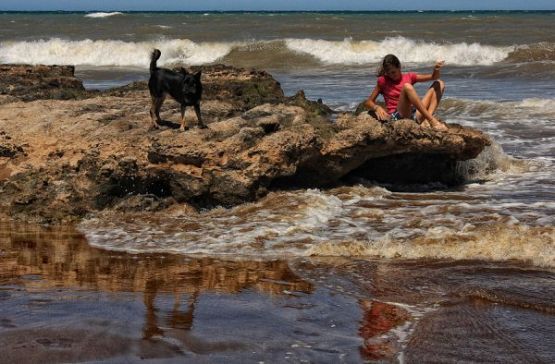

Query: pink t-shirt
[[377, 72, 417, 113]]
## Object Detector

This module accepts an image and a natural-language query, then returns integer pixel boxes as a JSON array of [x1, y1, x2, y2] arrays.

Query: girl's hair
[[377, 54, 401, 77]]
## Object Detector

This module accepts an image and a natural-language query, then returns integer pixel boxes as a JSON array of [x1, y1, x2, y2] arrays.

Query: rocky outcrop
[[0, 64, 490, 222], [0, 64, 91, 101]]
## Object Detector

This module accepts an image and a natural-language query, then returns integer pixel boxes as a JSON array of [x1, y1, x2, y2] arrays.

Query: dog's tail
[[150, 49, 161, 73]]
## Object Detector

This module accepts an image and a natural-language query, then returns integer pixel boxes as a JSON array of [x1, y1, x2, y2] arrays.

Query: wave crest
[[306, 223, 555, 268], [84, 12, 124, 18], [507, 42, 555, 62], [442, 97, 555, 119], [0, 38, 233, 67], [285, 36, 512, 66], [0, 36, 515, 68], [456, 141, 536, 183]]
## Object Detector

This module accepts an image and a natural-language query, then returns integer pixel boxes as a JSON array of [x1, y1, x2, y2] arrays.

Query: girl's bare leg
[[397, 83, 447, 131], [415, 80, 445, 122]]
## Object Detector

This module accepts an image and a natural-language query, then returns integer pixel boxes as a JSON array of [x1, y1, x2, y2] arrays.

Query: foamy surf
[[440, 97, 555, 157], [442, 97, 555, 119], [84, 12, 124, 18], [285, 36, 513, 66], [456, 142, 530, 181], [82, 219, 555, 268], [0, 36, 515, 67], [0, 38, 234, 67], [80, 182, 554, 268]]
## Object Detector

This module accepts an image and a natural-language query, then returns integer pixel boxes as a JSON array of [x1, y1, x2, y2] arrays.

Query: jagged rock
[[0, 64, 491, 223], [0, 64, 91, 101], [0, 132, 25, 158]]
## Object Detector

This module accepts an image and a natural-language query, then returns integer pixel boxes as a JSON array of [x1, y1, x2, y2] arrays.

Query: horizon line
[[1, 9, 554, 12]]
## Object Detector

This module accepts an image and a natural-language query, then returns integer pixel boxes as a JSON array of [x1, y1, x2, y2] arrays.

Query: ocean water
[[1, 11, 553, 265], [1, 11, 554, 265], [1, 11, 554, 362]]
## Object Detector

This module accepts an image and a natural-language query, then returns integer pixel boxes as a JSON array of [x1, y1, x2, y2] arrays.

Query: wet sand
[[1, 221, 554, 363]]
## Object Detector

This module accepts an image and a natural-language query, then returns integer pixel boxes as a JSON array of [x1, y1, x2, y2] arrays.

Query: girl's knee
[[402, 83, 415, 92], [433, 79, 445, 91]]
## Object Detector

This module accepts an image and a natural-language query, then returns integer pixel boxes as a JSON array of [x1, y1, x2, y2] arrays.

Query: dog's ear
[[194, 70, 202, 80], [179, 67, 188, 75]]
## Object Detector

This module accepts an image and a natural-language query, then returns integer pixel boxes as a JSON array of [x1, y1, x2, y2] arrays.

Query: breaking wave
[[457, 142, 540, 187], [0, 38, 234, 67], [84, 12, 124, 18], [307, 223, 555, 268], [80, 184, 555, 268], [441, 97, 555, 120], [506, 42, 555, 62], [0, 36, 518, 68], [285, 37, 513, 66]]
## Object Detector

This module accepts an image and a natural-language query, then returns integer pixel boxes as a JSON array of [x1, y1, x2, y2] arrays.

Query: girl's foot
[[420, 120, 432, 129], [430, 118, 448, 131]]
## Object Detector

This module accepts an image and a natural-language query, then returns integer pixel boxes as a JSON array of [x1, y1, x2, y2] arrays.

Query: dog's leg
[[150, 97, 161, 129], [194, 103, 206, 129], [180, 104, 188, 131], [155, 95, 165, 124]]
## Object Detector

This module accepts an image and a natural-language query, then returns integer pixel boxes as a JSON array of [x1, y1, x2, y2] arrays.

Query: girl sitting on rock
[[365, 54, 448, 131]]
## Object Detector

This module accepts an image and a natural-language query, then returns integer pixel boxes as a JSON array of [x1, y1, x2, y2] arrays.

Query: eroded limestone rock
[[0, 64, 490, 222]]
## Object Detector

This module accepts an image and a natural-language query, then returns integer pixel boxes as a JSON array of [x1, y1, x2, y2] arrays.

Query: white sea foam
[[440, 96, 555, 159], [80, 182, 554, 268], [456, 142, 522, 181], [0, 38, 234, 67], [285, 36, 512, 66], [0, 36, 514, 68], [83, 217, 555, 268], [517, 97, 555, 109], [84, 12, 124, 18], [81, 188, 386, 257]]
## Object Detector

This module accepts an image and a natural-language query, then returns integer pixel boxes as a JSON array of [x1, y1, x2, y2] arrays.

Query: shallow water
[[1, 223, 553, 362], [81, 184, 554, 267]]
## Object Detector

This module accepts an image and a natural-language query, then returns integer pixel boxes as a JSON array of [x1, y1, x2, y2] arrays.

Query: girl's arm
[[364, 84, 389, 121], [415, 60, 445, 83]]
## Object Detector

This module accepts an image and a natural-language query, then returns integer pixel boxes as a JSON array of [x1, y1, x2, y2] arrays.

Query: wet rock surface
[[0, 64, 490, 222]]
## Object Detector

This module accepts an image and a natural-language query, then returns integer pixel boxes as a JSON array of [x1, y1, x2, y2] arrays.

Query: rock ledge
[[0, 64, 490, 222]]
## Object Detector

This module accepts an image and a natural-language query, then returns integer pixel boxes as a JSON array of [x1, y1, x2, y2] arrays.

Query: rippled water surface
[[1, 224, 553, 362]]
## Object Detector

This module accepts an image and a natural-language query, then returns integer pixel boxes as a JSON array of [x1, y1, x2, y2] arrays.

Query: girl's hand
[[434, 59, 445, 70], [375, 106, 390, 121]]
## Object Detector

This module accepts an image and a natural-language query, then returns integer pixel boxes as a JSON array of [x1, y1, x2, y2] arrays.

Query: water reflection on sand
[[1, 222, 554, 363]]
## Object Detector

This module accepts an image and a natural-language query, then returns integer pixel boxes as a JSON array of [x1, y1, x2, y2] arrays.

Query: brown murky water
[[1, 221, 553, 363]]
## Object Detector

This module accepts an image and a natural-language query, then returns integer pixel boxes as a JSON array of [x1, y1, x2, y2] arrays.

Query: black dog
[[148, 49, 205, 131]]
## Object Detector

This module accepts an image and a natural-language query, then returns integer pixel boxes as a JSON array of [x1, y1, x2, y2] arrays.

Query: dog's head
[[179, 68, 202, 104]]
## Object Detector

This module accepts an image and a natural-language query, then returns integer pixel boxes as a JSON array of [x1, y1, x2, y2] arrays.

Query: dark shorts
[[391, 108, 417, 121]]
